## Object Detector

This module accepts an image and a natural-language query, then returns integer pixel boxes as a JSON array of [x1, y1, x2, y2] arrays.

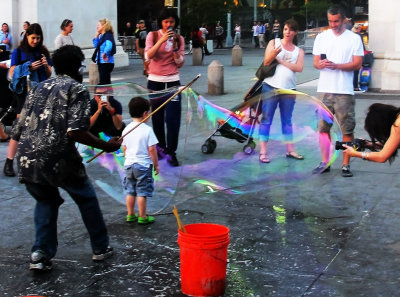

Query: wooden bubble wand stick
[[86, 74, 201, 163]]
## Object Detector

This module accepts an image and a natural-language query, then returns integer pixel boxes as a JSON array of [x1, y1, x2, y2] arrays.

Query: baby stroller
[[201, 79, 264, 155]]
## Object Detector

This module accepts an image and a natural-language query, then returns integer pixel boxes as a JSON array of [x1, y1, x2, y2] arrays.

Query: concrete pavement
[[1, 48, 400, 297]]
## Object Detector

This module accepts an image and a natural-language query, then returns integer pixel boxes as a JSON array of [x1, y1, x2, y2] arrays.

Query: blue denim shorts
[[123, 164, 154, 197]]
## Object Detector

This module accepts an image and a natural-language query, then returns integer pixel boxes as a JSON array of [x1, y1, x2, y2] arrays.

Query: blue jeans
[[259, 83, 296, 142], [25, 178, 109, 258]]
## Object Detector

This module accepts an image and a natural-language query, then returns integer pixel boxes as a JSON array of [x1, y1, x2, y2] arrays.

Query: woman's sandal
[[286, 151, 304, 160], [259, 153, 270, 163]]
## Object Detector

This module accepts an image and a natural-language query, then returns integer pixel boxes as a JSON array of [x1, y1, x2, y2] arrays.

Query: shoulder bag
[[255, 59, 278, 81]]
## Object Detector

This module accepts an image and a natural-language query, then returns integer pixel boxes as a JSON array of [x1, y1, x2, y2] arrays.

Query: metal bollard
[[208, 60, 224, 95], [192, 47, 203, 66], [232, 45, 242, 66]]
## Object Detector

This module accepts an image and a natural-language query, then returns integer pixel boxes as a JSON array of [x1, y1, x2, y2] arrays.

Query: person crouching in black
[[89, 86, 125, 138]]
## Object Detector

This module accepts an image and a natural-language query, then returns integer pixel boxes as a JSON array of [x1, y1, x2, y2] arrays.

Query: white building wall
[[369, 0, 400, 91], [0, 0, 128, 68]]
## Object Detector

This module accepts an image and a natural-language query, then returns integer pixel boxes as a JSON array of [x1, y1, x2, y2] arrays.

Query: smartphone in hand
[[320, 53, 327, 60], [101, 95, 108, 102]]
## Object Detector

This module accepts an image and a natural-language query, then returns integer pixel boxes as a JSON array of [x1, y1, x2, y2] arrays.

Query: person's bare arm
[[67, 130, 121, 152], [344, 125, 400, 163], [263, 39, 281, 66], [277, 48, 304, 72], [148, 145, 159, 175]]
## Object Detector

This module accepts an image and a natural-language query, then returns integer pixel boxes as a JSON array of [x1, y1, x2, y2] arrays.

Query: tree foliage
[[294, 0, 331, 27], [180, 0, 242, 38]]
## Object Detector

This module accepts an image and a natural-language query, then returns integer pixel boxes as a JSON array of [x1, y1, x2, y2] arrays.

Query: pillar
[[369, 0, 400, 92], [232, 45, 242, 66], [192, 48, 203, 66], [208, 60, 224, 95]]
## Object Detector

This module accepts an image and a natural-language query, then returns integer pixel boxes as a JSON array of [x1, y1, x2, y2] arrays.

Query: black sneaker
[[312, 162, 331, 174], [92, 246, 113, 261], [167, 153, 179, 167], [341, 165, 353, 177], [29, 250, 52, 271]]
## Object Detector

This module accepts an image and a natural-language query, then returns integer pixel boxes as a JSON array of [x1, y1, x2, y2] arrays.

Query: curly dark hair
[[52, 45, 84, 78]]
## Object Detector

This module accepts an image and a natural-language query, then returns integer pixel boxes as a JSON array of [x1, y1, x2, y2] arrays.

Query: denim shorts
[[123, 164, 154, 197], [317, 93, 355, 135]]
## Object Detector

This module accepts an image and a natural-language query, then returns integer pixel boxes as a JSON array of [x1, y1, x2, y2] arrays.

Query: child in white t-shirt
[[122, 97, 159, 224]]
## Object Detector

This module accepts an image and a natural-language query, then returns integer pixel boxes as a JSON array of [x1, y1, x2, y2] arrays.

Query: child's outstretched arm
[[148, 145, 159, 175]]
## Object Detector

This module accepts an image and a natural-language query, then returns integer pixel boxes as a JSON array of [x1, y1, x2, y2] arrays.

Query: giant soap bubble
[[80, 80, 342, 214]]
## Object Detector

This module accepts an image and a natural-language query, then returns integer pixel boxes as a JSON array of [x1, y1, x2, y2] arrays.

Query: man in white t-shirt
[[199, 24, 211, 55], [312, 5, 364, 177]]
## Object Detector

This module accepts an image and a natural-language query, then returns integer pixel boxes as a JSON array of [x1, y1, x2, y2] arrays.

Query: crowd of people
[[252, 19, 280, 49], [1, 5, 393, 275]]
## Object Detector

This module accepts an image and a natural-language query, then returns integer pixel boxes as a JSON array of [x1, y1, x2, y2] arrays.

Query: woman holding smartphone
[[258, 19, 305, 163], [4, 23, 52, 177], [144, 9, 185, 167]]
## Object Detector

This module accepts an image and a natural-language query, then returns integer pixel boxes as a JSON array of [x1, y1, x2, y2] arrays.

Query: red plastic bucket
[[177, 223, 230, 297]]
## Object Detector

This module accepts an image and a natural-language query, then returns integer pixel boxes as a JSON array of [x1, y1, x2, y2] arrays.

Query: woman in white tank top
[[258, 19, 305, 163]]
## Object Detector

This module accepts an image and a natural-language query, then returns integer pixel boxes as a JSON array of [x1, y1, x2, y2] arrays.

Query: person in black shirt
[[90, 86, 125, 137], [123, 21, 134, 36]]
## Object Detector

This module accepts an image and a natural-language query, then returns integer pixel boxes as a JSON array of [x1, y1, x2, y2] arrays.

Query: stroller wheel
[[209, 139, 217, 151], [201, 139, 217, 154], [243, 141, 256, 155]]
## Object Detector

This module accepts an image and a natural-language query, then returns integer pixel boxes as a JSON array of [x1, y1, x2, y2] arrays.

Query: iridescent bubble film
[[80, 82, 342, 214]]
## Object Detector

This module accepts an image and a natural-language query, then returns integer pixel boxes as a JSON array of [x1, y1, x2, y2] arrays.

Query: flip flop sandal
[[286, 151, 304, 160], [259, 154, 270, 163]]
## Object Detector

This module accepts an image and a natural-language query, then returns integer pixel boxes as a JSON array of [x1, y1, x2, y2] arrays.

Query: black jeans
[[353, 70, 360, 89], [216, 36, 223, 49], [147, 80, 181, 154], [98, 63, 114, 85]]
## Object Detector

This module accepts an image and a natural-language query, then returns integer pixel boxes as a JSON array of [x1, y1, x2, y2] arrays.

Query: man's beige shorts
[[317, 93, 355, 135]]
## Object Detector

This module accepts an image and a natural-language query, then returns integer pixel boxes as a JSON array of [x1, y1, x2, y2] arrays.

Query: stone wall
[[0, 0, 128, 69]]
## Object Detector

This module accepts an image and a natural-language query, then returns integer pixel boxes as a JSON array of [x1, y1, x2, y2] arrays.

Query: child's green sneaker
[[126, 214, 138, 223], [138, 215, 155, 225]]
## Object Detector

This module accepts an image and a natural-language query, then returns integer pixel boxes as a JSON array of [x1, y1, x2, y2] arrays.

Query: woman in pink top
[[145, 9, 185, 167]]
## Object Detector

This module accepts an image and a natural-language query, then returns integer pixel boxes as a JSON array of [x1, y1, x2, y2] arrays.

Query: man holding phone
[[312, 4, 364, 177], [89, 86, 125, 138]]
